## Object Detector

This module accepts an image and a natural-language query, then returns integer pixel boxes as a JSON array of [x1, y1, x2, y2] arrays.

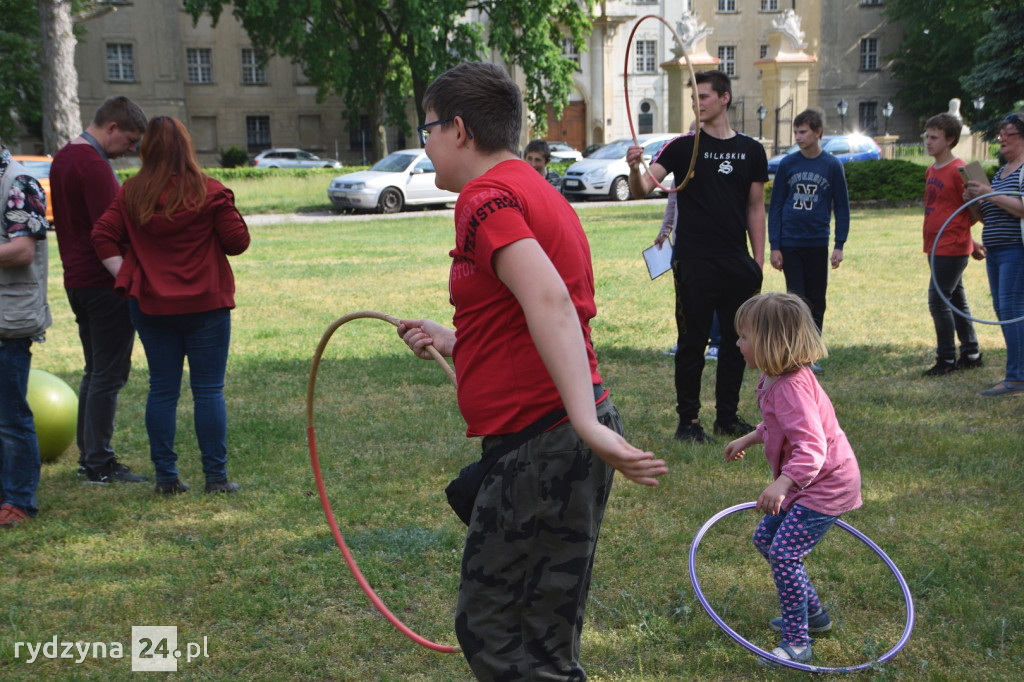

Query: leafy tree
[[0, 1, 44, 144], [883, 0, 988, 126], [183, 0, 592, 158], [961, 4, 1024, 138]]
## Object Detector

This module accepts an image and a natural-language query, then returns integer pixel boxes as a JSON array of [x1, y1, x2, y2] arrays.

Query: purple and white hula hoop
[[688, 502, 915, 673]]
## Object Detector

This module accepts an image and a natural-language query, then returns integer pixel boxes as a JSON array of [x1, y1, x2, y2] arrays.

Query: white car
[[251, 148, 343, 169], [561, 134, 681, 201], [327, 149, 458, 214], [547, 142, 583, 163]]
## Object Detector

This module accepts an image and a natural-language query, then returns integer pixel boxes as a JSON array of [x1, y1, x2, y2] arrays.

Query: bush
[[218, 145, 250, 168], [843, 159, 925, 202], [766, 158, 928, 204]]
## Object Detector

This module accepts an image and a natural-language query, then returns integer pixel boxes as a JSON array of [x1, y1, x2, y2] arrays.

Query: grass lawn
[[2, 200, 1021, 680]]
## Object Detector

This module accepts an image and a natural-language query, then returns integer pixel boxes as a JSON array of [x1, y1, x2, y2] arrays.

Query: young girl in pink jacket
[[724, 292, 862, 665]]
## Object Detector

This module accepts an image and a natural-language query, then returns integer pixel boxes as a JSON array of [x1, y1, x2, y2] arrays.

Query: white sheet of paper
[[642, 242, 673, 280]]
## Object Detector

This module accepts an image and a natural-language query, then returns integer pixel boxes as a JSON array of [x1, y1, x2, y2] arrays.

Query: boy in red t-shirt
[[396, 62, 667, 680], [922, 113, 985, 376]]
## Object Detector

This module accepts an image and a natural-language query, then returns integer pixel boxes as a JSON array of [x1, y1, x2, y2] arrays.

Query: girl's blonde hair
[[735, 292, 828, 376]]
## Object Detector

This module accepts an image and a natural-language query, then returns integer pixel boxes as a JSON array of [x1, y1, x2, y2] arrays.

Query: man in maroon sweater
[[50, 96, 149, 484]]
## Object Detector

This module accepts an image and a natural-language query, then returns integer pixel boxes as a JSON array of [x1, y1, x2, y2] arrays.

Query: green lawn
[[2, 202, 1021, 680]]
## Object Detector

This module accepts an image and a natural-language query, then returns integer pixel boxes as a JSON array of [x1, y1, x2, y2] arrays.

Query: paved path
[[242, 198, 659, 226]]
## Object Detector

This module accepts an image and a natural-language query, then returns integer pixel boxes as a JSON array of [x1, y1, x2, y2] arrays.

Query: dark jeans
[[66, 288, 134, 469], [129, 301, 232, 484], [0, 338, 41, 515], [927, 255, 979, 362], [673, 255, 763, 424], [781, 246, 828, 333]]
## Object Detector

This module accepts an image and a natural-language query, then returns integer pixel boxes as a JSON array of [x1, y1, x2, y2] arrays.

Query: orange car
[[12, 155, 55, 226]]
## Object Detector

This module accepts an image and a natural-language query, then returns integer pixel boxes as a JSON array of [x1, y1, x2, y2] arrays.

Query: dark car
[[767, 134, 882, 175]]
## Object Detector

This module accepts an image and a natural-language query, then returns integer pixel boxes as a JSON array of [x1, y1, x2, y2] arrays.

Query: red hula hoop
[[306, 311, 460, 654]]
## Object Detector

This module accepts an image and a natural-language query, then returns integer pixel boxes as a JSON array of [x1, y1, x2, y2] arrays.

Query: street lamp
[[882, 101, 894, 135], [836, 99, 849, 133], [756, 105, 767, 140], [973, 96, 985, 118]]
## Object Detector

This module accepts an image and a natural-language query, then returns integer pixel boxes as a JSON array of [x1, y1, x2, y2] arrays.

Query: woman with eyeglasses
[[964, 113, 1024, 396]]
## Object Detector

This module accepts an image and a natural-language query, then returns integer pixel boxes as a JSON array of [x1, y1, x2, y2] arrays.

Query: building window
[[860, 38, 879, 71], [760, 44, 769, 59], [561, 37, 580, 69], [859, 102, 878, 132], [635, 40, 657, 74], [760, 0, 779, 11], [717, 0, 737, 13], [242, 49, 268, 85], [718, 46, 737, 78], [246, 115, 271, 152], [186, 48, 213, 84], [861, 0, 883, 5], [106, 44, 135, 82]]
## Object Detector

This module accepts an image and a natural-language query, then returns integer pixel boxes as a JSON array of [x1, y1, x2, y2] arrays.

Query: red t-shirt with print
[[448, 159, 601, 437]]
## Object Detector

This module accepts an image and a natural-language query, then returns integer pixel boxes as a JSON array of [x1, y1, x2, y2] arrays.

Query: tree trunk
[[38, 0, 81, 154]]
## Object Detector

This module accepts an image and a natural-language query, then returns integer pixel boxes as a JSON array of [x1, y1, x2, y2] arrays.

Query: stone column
[[755, 10, 817, 155], [659, 12, 718, 134]]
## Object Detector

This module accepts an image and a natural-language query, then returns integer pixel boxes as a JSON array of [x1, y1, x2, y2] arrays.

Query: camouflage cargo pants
[[455, 399, 620, 681]]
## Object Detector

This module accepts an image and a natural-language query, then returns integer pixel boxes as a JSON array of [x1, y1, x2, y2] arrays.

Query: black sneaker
[[770, 606, 832, 633], [713, 418, 756, 437], [957, 352, 984, 370], [155, 480, 190, 495], [84, 460, 149, 484], [674, 421, 714, 443], [205, 480, 240, 494], [923, 359, 957, 376]]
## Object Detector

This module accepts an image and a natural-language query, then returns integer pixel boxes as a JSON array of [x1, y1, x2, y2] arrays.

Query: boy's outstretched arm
[[493, 238, 669, 486]]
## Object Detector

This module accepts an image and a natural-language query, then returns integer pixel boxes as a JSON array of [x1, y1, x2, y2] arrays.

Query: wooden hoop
[[623, 14, 701, 193]]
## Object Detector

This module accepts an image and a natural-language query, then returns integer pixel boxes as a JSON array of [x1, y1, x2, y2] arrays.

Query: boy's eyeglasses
[[417, 118, 451, 146]]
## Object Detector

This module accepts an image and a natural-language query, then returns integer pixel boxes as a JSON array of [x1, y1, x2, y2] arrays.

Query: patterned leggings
[[753, 504, 839, 646]]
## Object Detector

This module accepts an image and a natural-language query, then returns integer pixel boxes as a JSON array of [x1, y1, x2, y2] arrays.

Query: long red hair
[[123, 116, 208, 227]]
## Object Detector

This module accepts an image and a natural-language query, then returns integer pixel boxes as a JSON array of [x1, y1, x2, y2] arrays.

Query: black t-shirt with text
[[654, 131, 768, 259]]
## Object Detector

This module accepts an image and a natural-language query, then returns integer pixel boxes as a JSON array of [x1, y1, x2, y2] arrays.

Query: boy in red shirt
[[397, 62, 667, 680], [922, 113, 984, 375]]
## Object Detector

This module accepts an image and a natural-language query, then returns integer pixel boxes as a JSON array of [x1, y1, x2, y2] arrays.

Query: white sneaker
[[704, 346, 719, 361]]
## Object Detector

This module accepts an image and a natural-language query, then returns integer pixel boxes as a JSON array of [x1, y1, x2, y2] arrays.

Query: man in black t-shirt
[[628, 70, 767, 443]]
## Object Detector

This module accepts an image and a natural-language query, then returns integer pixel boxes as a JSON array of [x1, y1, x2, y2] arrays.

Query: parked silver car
[[561, 134, 680, 201], [251, 148, 343, 169], [327, 149, 458, 214], [547, 142, 583, 163]]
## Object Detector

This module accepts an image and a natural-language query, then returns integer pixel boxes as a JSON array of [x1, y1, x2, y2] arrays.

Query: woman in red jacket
[[92, 116, 250, 495]]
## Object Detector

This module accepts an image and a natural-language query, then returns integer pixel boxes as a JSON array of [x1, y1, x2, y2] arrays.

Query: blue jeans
[[708, 312, 721, 348], [985, 245, 1024, 382], [0, 338, 41, 515], [927, 255, 979, 362], [129, 301, 232, 484], [66, 287, 134, 469], [753, 504, 839, 647]]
